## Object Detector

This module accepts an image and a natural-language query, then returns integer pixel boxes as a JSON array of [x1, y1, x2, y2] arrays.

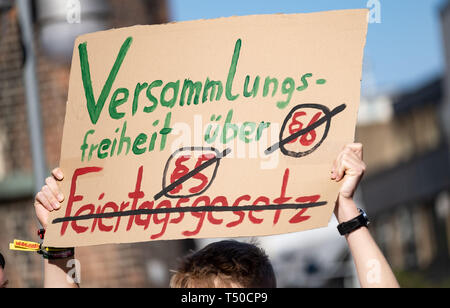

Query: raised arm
[[331, 143, 399, 288], [34, 168, 79, 288]]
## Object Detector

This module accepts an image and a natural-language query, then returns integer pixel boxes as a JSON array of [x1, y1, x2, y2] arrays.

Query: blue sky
[[168, 0, 447, 97]]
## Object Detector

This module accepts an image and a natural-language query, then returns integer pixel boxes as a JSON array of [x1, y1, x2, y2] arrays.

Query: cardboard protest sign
[[44, 10, 368, 247]]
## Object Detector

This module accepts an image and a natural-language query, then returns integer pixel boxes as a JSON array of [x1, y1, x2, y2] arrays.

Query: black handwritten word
[[265, 103, 346, 157], [158, 147, 229, 200]]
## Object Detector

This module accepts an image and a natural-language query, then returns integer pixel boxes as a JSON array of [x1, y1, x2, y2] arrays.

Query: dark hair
[[0, 253, 5, 269], [170, 240, 276, 288]]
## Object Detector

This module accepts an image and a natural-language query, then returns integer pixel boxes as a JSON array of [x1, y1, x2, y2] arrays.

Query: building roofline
[[392, 77, 443, 115]]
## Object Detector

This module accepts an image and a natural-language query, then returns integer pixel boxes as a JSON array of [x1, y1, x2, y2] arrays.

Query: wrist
[[37, 228, 75, 260], [40, 247, 75, 260], [338, 193, 354, 203], [335, 196, 359, 224], [337, 208, 370, 236], [45, 255, 75, 267]]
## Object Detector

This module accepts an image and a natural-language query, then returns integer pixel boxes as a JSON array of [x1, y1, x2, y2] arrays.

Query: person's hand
[[331, 143, 366, 223], [34, 168, 64, 229], [331, 143, 366, 199]]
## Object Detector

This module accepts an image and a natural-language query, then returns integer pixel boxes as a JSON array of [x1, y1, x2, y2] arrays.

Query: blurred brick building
[[357, 78, 450, 287], [0, 0, 195, 288], [355, 2, 450, 287]]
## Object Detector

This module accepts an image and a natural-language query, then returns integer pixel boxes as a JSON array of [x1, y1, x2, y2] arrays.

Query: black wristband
[[39, 247, 75, 260], [337, 208, 370, 236]]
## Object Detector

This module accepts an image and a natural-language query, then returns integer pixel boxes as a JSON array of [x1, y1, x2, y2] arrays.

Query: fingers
[[335, 152, 365, 181], [34, 167, 64, 213], [45, 176, 64, 202], [344, 143, 363, 160], [35, 191, 53, 212], [34, 183, 60, 213], [42, 183, 61, 210], [52, 168, 64, 181], [331, 143, 365, 181], [331, 150, 344, 180]]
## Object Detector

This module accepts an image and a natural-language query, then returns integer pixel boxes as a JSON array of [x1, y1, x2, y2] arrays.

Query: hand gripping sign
[[45, 10, 368, 247]]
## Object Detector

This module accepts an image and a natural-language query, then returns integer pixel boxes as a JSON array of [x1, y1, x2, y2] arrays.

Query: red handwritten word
[[59, 166, 319, 240], [288, 111, 322, 146], [169, 153, 215, 195]]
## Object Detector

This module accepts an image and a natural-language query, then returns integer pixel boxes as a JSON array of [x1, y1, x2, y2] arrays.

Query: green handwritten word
[[80, 112, 173, 162], [204, 109, 270, 144], [79, 37, 327, 125]]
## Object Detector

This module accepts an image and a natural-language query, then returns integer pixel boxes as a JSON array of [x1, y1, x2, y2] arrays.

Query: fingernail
[[58, 194, 64, 202], [53, 202, 60, 209]]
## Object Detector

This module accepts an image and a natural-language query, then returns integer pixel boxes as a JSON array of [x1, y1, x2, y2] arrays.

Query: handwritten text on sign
[[45, 11, 368, 247]]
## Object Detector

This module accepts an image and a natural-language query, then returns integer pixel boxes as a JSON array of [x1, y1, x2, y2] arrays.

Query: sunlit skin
[[0, 267, 8, 288]]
